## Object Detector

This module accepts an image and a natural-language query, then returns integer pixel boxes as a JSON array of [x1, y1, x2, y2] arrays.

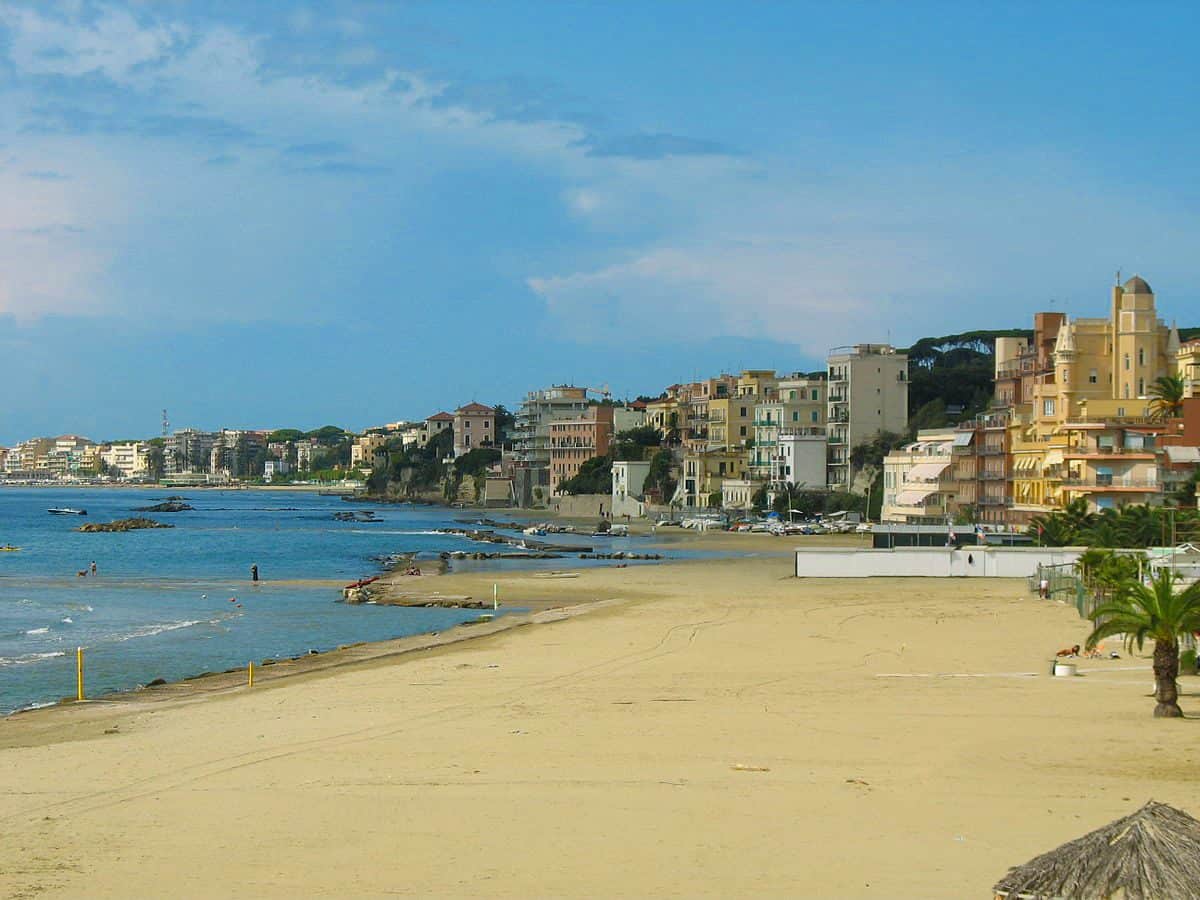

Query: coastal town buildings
[[826, 344, 909, 491], [452, 403, 496, 458]]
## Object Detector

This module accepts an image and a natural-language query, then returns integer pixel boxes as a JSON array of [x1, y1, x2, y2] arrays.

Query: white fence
[[795, 546, 1085, 578]]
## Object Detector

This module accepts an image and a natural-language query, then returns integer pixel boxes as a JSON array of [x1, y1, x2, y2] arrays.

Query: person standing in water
[[251, 563, 259, 583], [90, 561, 97, 576]]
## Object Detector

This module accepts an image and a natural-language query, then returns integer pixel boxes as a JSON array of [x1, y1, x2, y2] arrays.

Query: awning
[[953, 432, 975, 447], [906, 461, 951, 481], [895, 489, 936, 506], [1013, 455, 1036, 472], [1043, 449, 1064, 469], [1165, 446, 1200, 465]]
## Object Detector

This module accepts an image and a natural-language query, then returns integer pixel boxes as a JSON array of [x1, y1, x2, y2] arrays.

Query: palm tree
[[1086, 569, 1200, 717], [1148, 374, 1185, 420]]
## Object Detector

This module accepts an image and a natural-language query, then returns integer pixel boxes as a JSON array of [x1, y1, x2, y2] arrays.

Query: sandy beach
[[2, 549, 1197, 898]]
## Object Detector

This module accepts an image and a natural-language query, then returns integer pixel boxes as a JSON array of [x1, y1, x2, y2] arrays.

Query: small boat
[[48, 508, 87, 516], [0, 546, 19, 552]]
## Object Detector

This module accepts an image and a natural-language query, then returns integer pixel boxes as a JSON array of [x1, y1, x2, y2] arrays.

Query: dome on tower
[[1122, 275, 1152, 295]]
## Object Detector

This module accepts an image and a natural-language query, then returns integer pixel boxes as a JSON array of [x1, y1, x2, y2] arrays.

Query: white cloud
[[1, 6, 186, 85]]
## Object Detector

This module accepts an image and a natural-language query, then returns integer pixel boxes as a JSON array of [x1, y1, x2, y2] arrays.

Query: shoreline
[[1, 551, 688, 730]]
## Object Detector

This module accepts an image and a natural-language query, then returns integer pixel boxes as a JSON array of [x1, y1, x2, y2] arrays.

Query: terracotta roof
[[455, 402, 494, 414], [426, 412, 454, 422]]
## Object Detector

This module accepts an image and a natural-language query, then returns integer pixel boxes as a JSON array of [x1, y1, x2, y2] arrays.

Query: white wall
[[795, 546, 1084, 578]]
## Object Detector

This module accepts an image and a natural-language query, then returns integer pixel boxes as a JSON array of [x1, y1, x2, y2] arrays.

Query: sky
[[2, 1, 1199, 443]]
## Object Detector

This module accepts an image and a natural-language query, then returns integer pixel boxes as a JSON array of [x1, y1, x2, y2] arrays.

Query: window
[[740, 407, 747, 417], [811, 389, 819, 400], [1138, 377, 1145, 395], [1138, 347, 1145, 366], [811, 411, 819, 422], [739, 426, 746, 437], [1124, 383, 1130, 399], [1124, 354, 1130, 371], [1062, 368, 1069, 384], [1088, 369, 1098, 384], [792, 411, 799, 422], [1043, 398, 1055, 416], [788, 391, 796, 400]]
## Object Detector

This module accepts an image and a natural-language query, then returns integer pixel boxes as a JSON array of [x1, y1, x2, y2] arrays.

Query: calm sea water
[[0, 488, 663, 714]]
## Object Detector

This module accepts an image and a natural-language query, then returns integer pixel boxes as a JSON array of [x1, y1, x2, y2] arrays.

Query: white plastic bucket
[[1053, 662, 1076, 677]]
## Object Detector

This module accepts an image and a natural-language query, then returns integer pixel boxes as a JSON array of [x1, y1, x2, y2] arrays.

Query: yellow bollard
[[76, 646, 84, 701], [248, 661, 254, 687]]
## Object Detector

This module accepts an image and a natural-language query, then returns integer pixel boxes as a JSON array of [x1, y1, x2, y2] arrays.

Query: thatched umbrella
[[993, 801, 1200, 899]]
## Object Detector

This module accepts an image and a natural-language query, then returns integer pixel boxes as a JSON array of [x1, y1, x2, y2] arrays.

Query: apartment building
[[100, 442, 150, 479], [881, 429, 958, 524], [827, 345, 909, 491], [512, 386, 591, 468], [549, 406, 614, 494], [351, 433, 390, 469], [164, 429, 219, 475], [750, 375, 827, 482]]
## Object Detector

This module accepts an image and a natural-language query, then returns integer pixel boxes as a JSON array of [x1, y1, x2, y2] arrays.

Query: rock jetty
[[78, 518, 174, 533]]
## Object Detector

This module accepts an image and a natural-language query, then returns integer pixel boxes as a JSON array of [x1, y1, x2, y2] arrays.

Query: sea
[[0, 487, 665, 715]]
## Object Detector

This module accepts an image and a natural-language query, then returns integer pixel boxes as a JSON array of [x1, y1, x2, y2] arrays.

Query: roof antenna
[[1115, 268, 1122, 285]]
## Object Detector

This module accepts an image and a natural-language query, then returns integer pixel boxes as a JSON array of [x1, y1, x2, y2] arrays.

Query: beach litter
[[731, 764, 771, 772]]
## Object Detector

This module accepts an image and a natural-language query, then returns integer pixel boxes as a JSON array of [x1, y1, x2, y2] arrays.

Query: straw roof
[[993, 801, 1200, 899]]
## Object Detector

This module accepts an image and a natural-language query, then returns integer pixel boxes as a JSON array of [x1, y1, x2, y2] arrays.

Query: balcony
[[1061, 478, 1160, 490], [1063, 447, 1156, 459], [977, 445, 1005, 456], [977, 495, 1013, 507], [979, 470, 1006, 481]]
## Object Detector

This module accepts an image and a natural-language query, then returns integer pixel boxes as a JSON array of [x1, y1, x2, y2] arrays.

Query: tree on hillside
[[558, 455, 613, 495], [1087, 569, 1200, 717], [306, 425, 348, 445], [268, 429, 304, 444], [1148, 374, 1186, 420]]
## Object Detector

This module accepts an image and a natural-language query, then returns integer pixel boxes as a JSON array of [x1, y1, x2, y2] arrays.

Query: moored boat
[[48, 508, 87, 516]]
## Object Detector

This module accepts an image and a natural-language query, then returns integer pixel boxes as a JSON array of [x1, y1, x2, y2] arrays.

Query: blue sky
[[2, 1, 1199, 443]]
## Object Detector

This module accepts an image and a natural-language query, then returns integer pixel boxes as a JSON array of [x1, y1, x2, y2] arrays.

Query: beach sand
[[2, 554, 1197, 898]]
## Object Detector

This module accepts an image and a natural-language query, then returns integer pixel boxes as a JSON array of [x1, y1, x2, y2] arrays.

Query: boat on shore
[[47, 508, 87, 516]]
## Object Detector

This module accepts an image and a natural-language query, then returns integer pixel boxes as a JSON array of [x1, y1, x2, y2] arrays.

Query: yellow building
[[994, 275, 1185, 519], [676, 450, 749, 508]]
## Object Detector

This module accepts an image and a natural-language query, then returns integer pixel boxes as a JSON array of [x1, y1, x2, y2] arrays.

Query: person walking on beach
[[89, 561, 97, 576], [251, 563, 259, 583]]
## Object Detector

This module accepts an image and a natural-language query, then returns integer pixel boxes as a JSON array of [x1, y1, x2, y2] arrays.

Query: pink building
[[549, 406, 614, 493]]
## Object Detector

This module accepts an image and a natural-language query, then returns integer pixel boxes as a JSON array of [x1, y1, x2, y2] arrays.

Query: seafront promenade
[[2, 550, 1192, 898]]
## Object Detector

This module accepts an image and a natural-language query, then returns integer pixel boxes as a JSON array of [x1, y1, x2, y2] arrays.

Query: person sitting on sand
[[77, 569, 87, 577], [1055, 644, 1080, 658]]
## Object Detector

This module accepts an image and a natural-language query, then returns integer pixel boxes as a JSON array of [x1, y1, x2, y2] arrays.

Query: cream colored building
[[827, 345, 909, 490], [882, 429, 958, 524], [100, 442, 150, 479]]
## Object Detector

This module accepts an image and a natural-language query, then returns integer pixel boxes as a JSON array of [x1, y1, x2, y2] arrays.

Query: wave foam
[[0, 650, 66, 667], [25, 627, 49, 635]]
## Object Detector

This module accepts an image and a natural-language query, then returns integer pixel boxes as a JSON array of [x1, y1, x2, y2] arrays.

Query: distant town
[[3, 276, 1198, 527]]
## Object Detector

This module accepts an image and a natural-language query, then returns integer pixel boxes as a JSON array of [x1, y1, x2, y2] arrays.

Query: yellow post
[[76, 646, 84, 701], [248, 661, 254, 687]]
